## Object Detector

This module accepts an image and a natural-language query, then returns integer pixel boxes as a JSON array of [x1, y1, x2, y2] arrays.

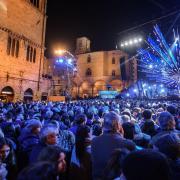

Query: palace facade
[[0, 0, 50, 101]]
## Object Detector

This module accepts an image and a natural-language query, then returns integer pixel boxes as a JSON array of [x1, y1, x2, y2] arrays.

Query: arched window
[[15, 40, 19, 58], [30, 0, 40, 8], [87, 55, 91, 63], [11, 39, 16, 56], [86, 68, 92, 76], [26, 46, 30, 61], [112, 70, 116, 76], [7, 36, 11, 55], [33, 48, 36, 63], [112, 57, 115, 64], [30, 47, 33, 62], [36, 0, 39, 8]]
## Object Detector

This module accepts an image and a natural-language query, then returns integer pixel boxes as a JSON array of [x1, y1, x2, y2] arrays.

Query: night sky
[[45, 0, 179, 57]]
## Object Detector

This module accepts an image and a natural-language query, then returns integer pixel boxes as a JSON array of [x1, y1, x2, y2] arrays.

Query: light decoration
[[138, 25, 180, 94], [121, 37, 143, 47]]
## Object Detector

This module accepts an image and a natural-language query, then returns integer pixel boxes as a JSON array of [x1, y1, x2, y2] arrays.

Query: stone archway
[[24, 88, 33, 101], [94, 80, 106, 95], [80, 81, 92, 98], [109, 79, 123, 91], [1, 86, 14, 102]]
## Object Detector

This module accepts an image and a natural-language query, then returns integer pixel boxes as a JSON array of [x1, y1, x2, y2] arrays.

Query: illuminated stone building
[[0, 0, 50, 101], [73, 37, 137, 98]]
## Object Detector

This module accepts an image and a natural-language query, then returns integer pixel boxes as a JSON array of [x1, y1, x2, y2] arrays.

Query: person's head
[[17, 161, 57, 180], [141, 121, 157, 137], [142, 109, 152, 120], [122, 150, 170, 180], [121, 110, 131, 119], [75, 125, 91, 161], [38, 146, 66, 173], [74, 114, 87, 125], [121, 115, 130, 124], [122, 122, 135, 140], [158, 112, 176, 130], [40, 125, 59, 145], [92, 124, 102, 136], [154, 133, 180, 161], [103, 148, 130, 180], [0, 138, 11, 161], [167, 105, 177, 116], [1, 123, 16, 139], [103, 111, 123, 134], [25, 119, 42, 135], [5, 111, 13, 121], [132, 107, 141, 117]]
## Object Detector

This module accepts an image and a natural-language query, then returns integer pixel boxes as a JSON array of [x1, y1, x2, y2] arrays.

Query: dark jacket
[[91, 132, 135, 179], [18, 128, 39, 155], [29, 141, 47, 164]]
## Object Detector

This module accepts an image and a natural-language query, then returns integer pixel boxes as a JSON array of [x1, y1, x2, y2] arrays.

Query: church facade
[[72, 37, 137, 98], [0, 0, 50, 101]]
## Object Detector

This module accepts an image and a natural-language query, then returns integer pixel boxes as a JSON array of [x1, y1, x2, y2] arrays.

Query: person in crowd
[[122, 122, 135, 140], [153, 133, 180, 180], [139, 109, 159, 136], [0, 111, 17, 143], [69, 114, 87, 135], [37, 146, 66, 178], [121, 149, 171, 180], [150, 111, 180, 146], [69, 125, 92, 180], [17, 161, 58, 180], [131, 107, 141, 121], [0, 137, 17, 180], [167, 105, 180, 130], [29, 124, 59, 164], [121, 115, 130, 124], [103, 148, 130, 180], [92, 124, 103, 138], [91, 111, 136, 179], [17, 119, 42, 169], [0, 160, 8, 180]]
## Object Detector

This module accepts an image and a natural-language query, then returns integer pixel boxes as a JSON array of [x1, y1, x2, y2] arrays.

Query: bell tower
[[75, 37, 91, 54]]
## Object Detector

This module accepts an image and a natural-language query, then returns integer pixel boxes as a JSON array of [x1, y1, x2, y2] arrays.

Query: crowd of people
[[0, 99, 179, 180]]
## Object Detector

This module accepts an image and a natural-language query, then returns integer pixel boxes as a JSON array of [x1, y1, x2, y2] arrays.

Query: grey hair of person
[[121, 115, 131, 124], [103, 111, 122, 132], [39, 125, 59, 141]]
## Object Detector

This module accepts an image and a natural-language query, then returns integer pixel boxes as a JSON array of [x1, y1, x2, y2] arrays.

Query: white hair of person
[[40, 125, 59, 140]]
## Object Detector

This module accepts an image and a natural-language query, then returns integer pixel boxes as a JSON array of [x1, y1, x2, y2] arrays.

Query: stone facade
[[0, 0, 50, 101], [73, 37, 137, 98]]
